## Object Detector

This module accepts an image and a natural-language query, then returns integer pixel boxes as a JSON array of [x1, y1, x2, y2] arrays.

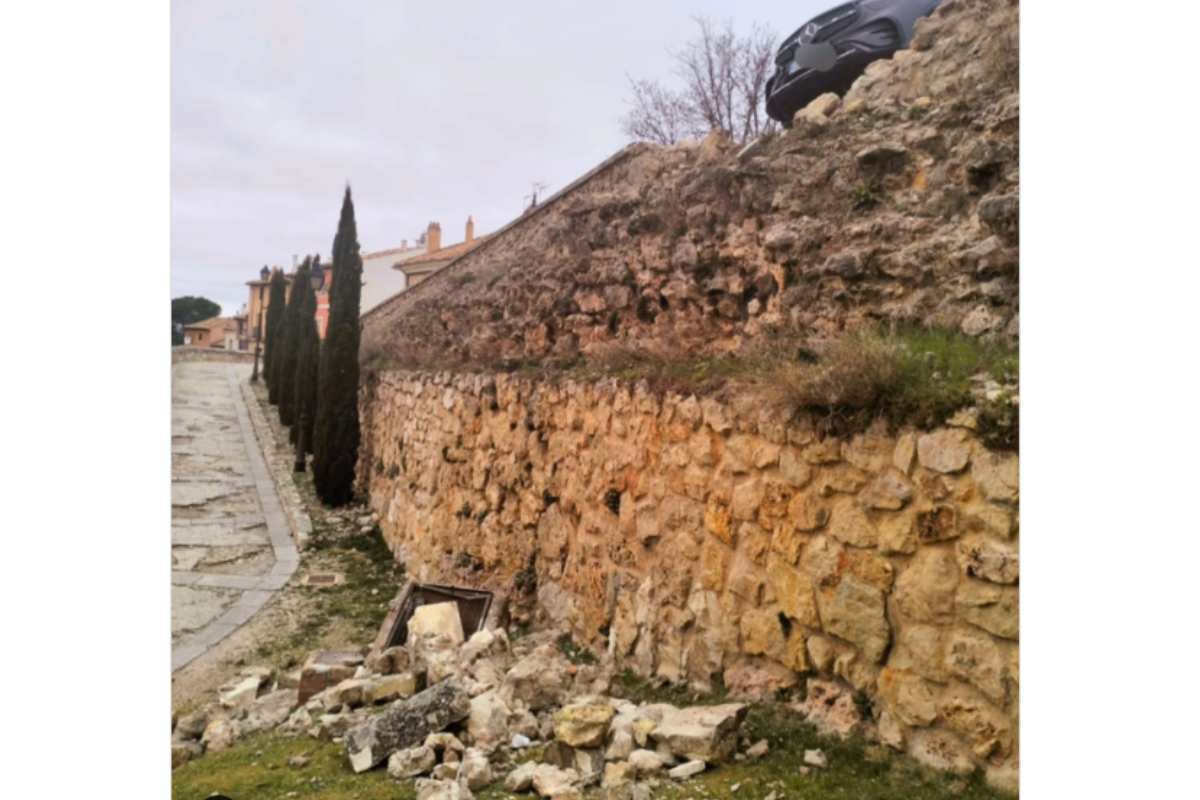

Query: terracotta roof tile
[[401, 234, 491, 267]]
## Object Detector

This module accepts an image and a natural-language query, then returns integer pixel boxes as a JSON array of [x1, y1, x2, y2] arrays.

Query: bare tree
[[621, 17, 779, 145]]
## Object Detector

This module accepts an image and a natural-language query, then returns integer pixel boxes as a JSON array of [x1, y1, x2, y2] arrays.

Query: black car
[[765, 0, 942, 125]]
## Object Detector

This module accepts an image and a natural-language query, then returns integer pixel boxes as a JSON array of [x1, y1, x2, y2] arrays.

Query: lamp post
[[250, 307, 264, 382], [294, 261, 324, 473], [250, 267, 269, 382]]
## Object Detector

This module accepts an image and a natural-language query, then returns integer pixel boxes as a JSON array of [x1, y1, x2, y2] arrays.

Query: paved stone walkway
[[171, 361, 299, 671]]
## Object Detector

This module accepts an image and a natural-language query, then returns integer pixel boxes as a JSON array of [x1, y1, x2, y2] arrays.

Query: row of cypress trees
[[262, 186, 363, 506]]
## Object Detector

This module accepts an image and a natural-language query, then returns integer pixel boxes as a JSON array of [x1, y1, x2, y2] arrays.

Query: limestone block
[[817, 575, 890, 663], [345, 678, 471, 773], [767, 556, 819, 626], [860, 468, 915, 510], [956, 535, 1019, 584], [553, 701, 616, 748], [387, 745, 437, 779], [650, 703, 746, 763], [917, 429, 971, 473], [945, 627, 1010, 704], [894, 549, 960, 624], [411, 602, 465, 645], [956, 580, 1018, 640], [972, 448, 1018, 502], [827, 497, 877, 548], [878, 668, 939, 726]]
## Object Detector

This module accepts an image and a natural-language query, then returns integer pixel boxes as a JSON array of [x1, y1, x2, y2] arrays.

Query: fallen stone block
[[554, 700, 616, 748], [410, 602, 466, 644], [365, 672, 419, 704], [466, 688, 511, 752], [345, 678, 471, 773], [602, 760, 635, 788], [200, 717, 238, 753], [650, 704, 747, 763], [628, 748, 667, 776], [506, 762, 538, 792], [804, 748, 828, 768], [388, 745, 437, 779], [218, 674, 264, 711], [298, 650, 363, 704], [171, 741, 202, 769], [459, 747, 494, 790], [414, 777, 473, 800], [241, 689, 297, 733], [502, 645, 571, 711], [668, 759, 707, 780], [174, 709, 209, 741], [531, 764, 580, 798]]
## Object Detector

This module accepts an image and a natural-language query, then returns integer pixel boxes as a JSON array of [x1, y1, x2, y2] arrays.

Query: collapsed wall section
[[359, 369, 1018, 782]]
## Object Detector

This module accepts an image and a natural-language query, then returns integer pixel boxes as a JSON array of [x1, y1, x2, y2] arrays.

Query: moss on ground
[[655, 704, 1007, 800], [246, 384, 405, 671], [173, 706, 1010, 800]]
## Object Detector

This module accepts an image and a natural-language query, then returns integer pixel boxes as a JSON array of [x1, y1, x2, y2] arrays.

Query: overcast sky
[[172, 0, 826, 315]]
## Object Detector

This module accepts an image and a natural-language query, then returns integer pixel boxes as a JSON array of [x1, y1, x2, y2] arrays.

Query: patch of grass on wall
[[758, 326, 1017, 441]]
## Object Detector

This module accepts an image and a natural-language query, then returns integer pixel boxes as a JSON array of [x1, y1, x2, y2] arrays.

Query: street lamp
[[294, 262, 325, 472], [250, 266, 269, 382]]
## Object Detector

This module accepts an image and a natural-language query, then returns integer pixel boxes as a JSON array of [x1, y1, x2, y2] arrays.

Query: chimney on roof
[[465, 215, 475, 244], [426, 221, 442, 254]]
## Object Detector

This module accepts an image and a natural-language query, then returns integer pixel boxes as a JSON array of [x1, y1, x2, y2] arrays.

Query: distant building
[[182, 316, 246, 349], [361, 240, 425, 313], [246, 216, 486, 341], [245, 265, 291, 346], [398, 218, 488, 290]]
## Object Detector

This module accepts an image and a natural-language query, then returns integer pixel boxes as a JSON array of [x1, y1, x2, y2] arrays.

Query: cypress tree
[[263, 268, 287, 401], [293, 255, 321, 452], [313, 187, 363, 506], [276, 257, 310, 427]]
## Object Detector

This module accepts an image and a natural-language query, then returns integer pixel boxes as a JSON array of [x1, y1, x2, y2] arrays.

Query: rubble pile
[[171, 606, 788, 798]]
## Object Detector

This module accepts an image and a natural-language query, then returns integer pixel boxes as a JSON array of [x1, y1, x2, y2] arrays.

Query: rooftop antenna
[[525, 181, 547, 209]]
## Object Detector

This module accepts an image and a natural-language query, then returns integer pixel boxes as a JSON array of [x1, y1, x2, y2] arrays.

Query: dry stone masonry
[[362, 0, 1019, 372], [358, 368, 1018, 784], [349, 0, 1020, 790]]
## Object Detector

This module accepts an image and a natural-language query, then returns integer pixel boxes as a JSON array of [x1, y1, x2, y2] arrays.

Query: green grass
[[756, 326, 1018, 447], [244, 388, 406, 669], [174, 732, 405, 800], [173, 731, 525, 800], [654, 705, 1008, 800], [173, 708, 1009, 800]]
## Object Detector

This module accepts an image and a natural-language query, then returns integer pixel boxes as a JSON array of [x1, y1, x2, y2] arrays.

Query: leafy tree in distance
[[275, 257, 309, 427], [171, 295, 220, 345], [313, 187, 363, 506], [293, 255, 321, 452], [263, 268, 287, 404]]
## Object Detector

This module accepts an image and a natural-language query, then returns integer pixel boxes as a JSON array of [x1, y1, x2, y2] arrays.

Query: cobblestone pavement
[[171, 361, 298, 671]]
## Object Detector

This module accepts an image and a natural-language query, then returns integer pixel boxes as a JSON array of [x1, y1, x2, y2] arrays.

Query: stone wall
[[358, 369, 1018, 784], [361, 0, 1019, 372], [172, 346, 254, 364]]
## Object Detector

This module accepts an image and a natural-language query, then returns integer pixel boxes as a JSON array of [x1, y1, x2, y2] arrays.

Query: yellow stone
[[704, 499, 734, 545], [767, 556, 820, 627], [699, 538, 730, 590]]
